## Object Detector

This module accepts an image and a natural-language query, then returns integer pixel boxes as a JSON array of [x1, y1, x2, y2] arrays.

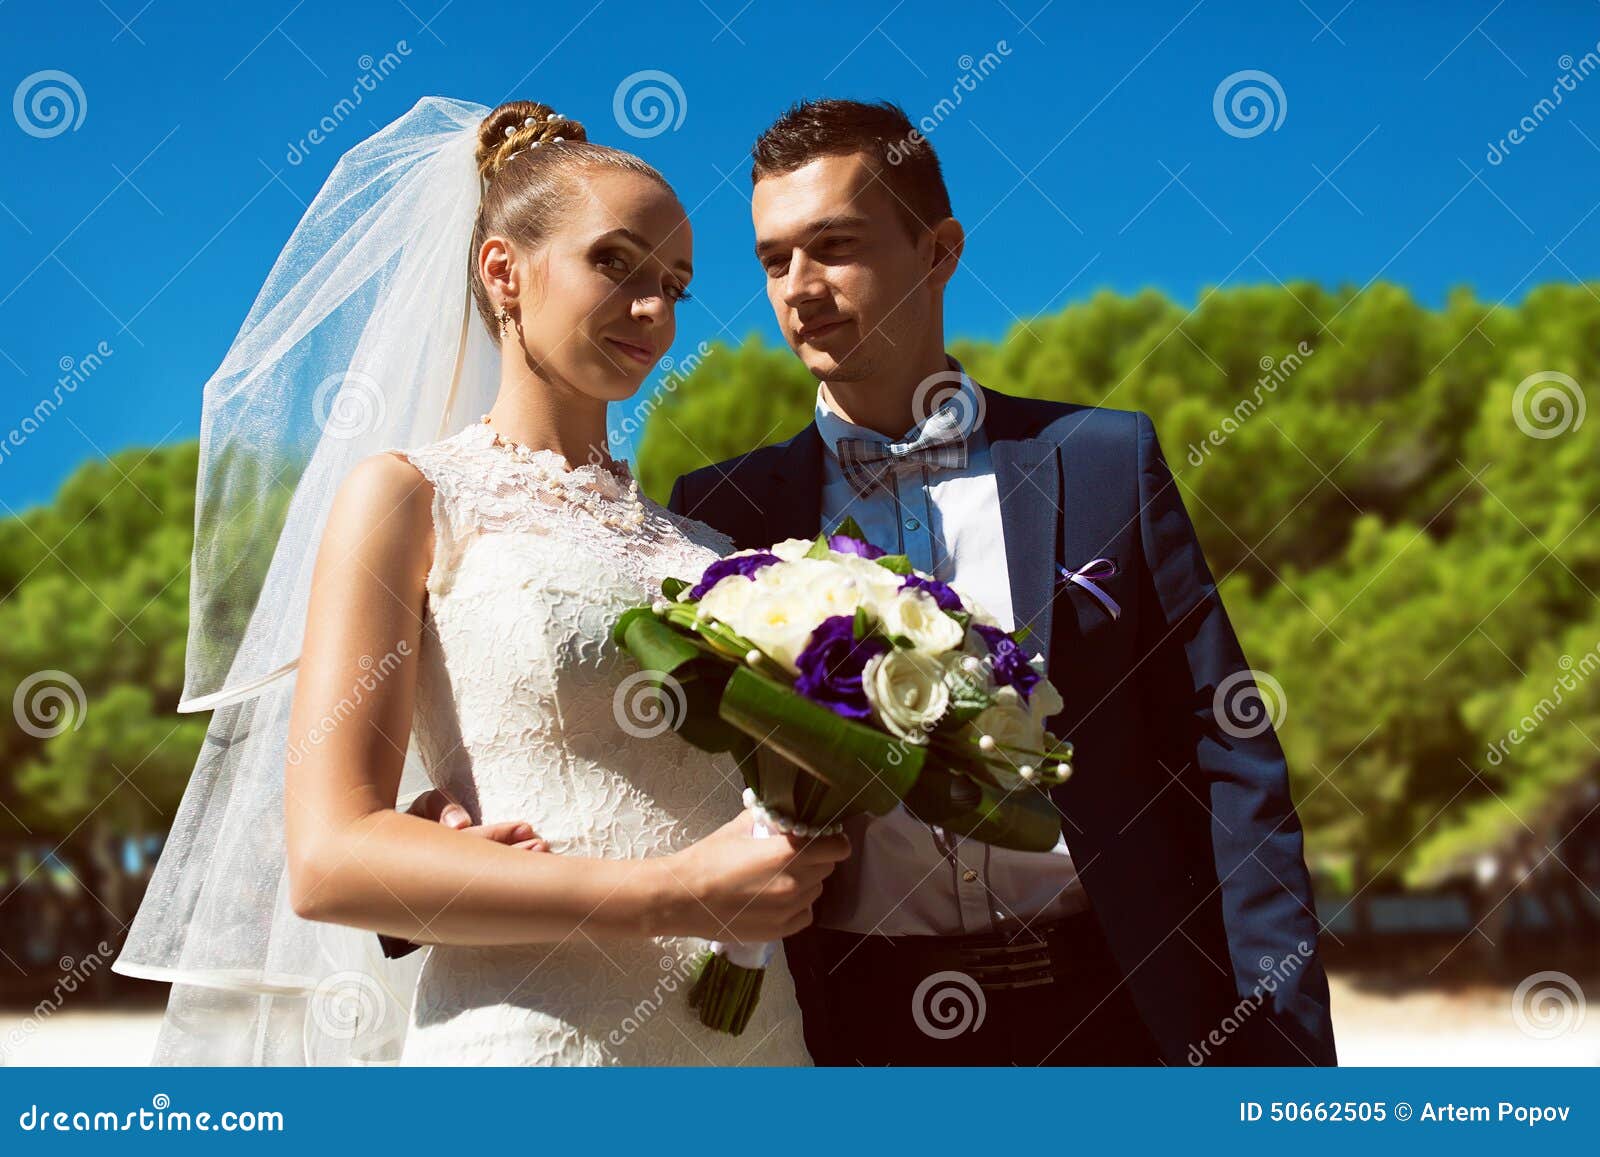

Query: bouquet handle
[[707, 818, 778, 970], [687, 814, 775, 1034]]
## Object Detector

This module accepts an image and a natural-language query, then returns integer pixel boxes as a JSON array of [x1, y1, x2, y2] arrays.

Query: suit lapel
[[983, 389, 1062, 666], [763, 423, 825, 543]]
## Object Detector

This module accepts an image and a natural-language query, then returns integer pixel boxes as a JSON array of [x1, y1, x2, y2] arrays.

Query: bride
[[110, 96, 847, 1066]]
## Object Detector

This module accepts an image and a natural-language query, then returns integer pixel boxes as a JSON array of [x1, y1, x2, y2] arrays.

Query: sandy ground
[[1327, 973, 1598, 1066], [2, 974, 1596, 1066], [1, 1006, 162, 1066]]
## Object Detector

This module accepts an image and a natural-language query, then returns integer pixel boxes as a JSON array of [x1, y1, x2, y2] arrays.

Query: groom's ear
[[926, 217, 965, 291]]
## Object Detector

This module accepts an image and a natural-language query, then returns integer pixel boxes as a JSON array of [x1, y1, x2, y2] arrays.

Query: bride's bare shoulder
[[343, 449, 435, 515], [316, 451, 436, 581]]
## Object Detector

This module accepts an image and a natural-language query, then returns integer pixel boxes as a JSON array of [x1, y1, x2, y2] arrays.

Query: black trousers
[[784, 907, 1163, 1066]]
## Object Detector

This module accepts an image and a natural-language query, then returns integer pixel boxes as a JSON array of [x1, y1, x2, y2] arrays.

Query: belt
[[807, 908, 1109, 993]]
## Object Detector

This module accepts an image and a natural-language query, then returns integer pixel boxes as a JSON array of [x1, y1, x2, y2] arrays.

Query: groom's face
[[752, 151, 935, 383]]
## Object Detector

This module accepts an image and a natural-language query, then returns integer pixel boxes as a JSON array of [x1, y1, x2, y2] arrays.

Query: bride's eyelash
[[598, 249, 691, 303]]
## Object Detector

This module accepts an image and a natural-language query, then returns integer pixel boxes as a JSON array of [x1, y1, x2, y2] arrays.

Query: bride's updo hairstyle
[[470, 99, 673, 340]]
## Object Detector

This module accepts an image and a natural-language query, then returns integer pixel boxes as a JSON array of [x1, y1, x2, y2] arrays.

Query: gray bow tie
[[834, 406, 969, 498]]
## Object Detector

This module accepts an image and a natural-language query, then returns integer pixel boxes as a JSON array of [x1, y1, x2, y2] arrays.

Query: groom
[[661, 99, 1336, 1067]]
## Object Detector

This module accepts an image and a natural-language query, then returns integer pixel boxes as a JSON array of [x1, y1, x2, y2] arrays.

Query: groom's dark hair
[[751, 99, 952, 241]]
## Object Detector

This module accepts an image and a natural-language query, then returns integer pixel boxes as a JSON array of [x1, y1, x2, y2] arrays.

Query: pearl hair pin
[[503, 113, 565, 138]]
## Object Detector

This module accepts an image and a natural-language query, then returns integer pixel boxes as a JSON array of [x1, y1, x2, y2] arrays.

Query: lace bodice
[[386, 421, 812, 1066]]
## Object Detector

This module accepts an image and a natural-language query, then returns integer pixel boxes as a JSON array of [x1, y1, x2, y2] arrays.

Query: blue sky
[[2, 0, 1597, 511]]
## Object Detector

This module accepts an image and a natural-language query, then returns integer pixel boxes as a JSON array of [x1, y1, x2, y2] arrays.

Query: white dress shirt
[[809, 359, 1090, 936]]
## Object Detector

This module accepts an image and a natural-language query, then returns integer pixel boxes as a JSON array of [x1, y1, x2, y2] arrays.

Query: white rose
[[943, 650, 994, 701], [728, 592, 817, 674], [690, 548, 792, 604], [697, 567, 764, 623], [831, 554, 905, 601], [756, 556, 833, 588], [810, 574, 869, 622], [1026, 677, 1064, 723], [880, 589, 965, 654], [862, 649, 950, 744], [965, 698, 1047, 759], [947, 581, 999, 627], [749, 558, 871, 624], [769, 537, 817, 562], [763, 555, 901, 627], [989, 663, 1063, 724]]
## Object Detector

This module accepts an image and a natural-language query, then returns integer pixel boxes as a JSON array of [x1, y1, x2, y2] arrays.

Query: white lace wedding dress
[[385, 420, 812, 1066]]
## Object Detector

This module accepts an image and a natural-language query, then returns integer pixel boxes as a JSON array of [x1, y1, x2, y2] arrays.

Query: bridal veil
[[112, 96, 503, 1064]]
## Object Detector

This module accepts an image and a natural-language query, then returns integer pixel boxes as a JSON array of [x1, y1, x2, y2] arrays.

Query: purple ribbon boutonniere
[[1058, 557, 1121, 621]]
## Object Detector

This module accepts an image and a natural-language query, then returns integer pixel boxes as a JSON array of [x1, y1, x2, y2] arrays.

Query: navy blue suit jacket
[[668, 384, 1338, 1066]]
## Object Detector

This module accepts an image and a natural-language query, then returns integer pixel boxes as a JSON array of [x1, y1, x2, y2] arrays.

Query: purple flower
[[973, 623, 1042, 701], [688, 552, 780, 600], [827, 534, 886, 559], [901, 574, 963, 613], [794, 614, 890, 720]]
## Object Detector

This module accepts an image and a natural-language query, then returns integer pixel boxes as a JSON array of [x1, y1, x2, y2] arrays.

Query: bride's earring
[[496, 307, 512, 337]]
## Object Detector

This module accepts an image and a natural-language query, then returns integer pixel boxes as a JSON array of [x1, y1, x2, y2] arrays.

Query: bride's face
[[507, 168, 693, 401]]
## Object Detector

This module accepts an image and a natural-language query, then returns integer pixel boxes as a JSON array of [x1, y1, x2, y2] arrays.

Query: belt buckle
[[958, 934, 1055, 991]]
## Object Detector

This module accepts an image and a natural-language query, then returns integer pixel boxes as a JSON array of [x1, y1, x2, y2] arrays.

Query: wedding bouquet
[[611, 518, 1076, 1034]]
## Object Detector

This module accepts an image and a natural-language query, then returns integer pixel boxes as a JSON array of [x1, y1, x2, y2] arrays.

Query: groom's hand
[[376, 789, 554, 960], [405, 788, 553, 852]]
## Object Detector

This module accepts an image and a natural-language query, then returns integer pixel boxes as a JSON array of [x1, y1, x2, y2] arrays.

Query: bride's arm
[[283, 453, 669, 944], [283, 454, 847, 947]]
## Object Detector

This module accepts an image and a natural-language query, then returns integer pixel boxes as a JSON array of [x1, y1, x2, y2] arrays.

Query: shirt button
[[904, 517, 921, 531], [961, 868, 979, 883]]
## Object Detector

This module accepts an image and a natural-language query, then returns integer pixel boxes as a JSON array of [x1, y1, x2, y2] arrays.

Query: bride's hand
[[655, 809, 851, 942], [406, 788, 553, 853]]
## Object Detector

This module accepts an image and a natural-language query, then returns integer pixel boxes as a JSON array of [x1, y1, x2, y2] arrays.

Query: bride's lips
[[796, 317, 850, 342], [604, 336, 655, 366]]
